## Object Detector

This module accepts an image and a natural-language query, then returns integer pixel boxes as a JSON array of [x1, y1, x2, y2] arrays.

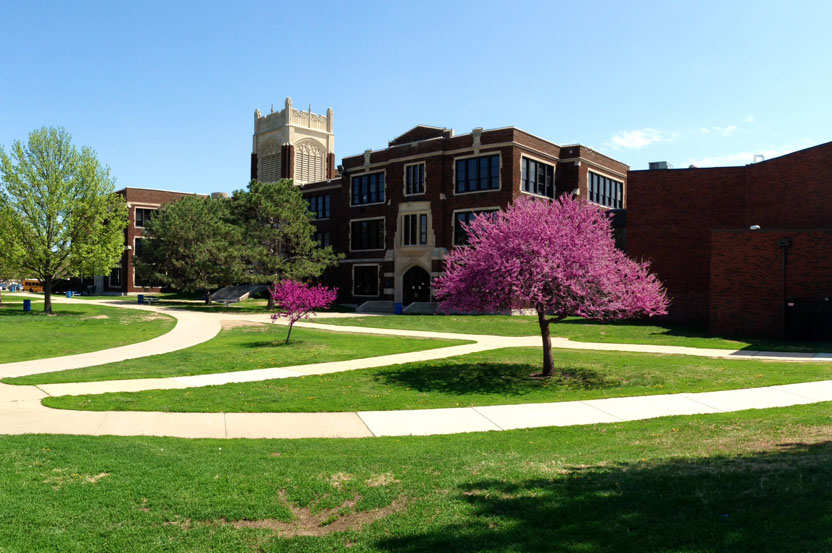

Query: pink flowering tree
[[269, 279, 338, 344], [434, 196, 668, 377]]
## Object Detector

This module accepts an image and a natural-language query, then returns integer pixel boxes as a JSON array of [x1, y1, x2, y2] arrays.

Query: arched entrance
[[402, 266, 431, 305]]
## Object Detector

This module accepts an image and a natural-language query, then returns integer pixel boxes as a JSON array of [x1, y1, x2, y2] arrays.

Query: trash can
[[23, 299, 31, 312], [394, 302, 403, 315], [137, 294, 145, 305], [66, 291, 73, 298]]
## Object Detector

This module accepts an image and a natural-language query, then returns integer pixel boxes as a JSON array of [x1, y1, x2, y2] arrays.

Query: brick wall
[[710, 229, 832, 337]]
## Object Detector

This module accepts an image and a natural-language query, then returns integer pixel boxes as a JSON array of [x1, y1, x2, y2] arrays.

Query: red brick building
[[102, 187, 203, 294], [627, 141, 832, 339], [255, 125, 628, 311]]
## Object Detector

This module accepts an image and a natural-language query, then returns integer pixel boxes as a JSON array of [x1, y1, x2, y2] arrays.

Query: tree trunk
[[285, 323, 294, 345], [267, 294, 275, 309], [537, 308, 554, 377], [43, 278, 53, 315], [203, 290, 211, 305]]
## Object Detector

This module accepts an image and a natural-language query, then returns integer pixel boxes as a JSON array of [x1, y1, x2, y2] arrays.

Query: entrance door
[[402, 266, 431, 305]]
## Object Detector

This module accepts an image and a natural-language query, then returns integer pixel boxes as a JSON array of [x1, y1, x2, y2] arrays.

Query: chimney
[[648, 161, 670, 170]]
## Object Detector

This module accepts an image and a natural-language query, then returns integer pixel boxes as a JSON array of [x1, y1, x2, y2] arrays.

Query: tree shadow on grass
[[376, 363, 611, 396], [378, 440, 832, 553]]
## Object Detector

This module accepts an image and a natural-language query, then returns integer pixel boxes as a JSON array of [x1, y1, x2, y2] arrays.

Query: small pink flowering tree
[[434, 196, 668, 377], [270, 279, 338, 344]]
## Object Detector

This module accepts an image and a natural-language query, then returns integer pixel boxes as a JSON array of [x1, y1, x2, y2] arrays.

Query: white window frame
[[349, 169, 387, 207], [352, 263, 381, 297], [519, 153, 558, 200], [451, 151, 503, 196], [133, 206, 158, 229], [587, 169, 625, 209], [451, 206, 500, 246], [349, 216, 386, 252], [403, 161, 427, 197]]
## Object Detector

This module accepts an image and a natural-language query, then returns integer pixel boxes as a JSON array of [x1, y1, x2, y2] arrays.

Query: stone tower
[[251, 97, 335, 185]]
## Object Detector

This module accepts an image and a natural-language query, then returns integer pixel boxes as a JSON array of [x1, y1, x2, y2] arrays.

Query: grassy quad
[[313, 314, 832, 352], [0, 297, 175, 364], [5, 324, 469, 385], [2, 404, 832, 552], [42, 347, 832, 412]]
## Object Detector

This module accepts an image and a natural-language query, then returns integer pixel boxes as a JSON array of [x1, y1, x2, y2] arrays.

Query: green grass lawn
[[6, 324, 468, 385], [313, 314, 832, 352], [0, 299, 175, 364], [43, 347, 832, 413], [2, 404, 832, 552]]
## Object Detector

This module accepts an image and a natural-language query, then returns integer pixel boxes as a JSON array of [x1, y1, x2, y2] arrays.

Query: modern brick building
[[627, 141, 832, 339], [100, 187, 203, 294], [252, 111, 628, 311]]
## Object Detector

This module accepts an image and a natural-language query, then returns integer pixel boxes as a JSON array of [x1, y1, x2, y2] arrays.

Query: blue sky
[[1, 0, 830, 194]]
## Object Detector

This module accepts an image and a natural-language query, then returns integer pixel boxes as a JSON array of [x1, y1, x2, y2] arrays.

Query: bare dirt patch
[[82, 314, 110, 320], [221, 320, 268, 331], [366, 473, 401, 487], [164, 491, 407, 537], [328, 472, 354, 489], [42, 468, 109, 490]]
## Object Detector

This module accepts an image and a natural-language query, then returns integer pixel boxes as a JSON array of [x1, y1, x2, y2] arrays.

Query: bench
[[144, 295, 160, 305]]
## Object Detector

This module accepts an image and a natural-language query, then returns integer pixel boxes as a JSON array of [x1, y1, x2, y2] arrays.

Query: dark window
[[313, 231, 331, 247], [135, 208, 155, 228], [405, 163, 425, 195], [402, 213, 428, 246], [455, 154, 500, 193], [453, 209, 498, 246], [307, 194, 330, 219], [521, 157, 556, 198], [351, 172, 385, 205], [108, 268, 121, 287], [588, 171, 624, 209], [134, 238, 144, 257], [353, 265, 379, 296], [350, 218, 385, 250]]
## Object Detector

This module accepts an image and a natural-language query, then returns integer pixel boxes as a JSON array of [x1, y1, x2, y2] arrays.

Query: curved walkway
[[1, 298, 832, 439]]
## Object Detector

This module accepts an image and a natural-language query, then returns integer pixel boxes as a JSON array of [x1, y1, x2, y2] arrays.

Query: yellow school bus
[[23, 279, 43, 293]]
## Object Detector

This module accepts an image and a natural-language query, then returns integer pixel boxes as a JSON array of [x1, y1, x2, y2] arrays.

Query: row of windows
[[307, 194, 331, 219], [351, 172, 386, 206], [521, 157, 556, 199], [405, 163, 425, 195], [402, 213, 428, 246], [455, 154, 500, 193], [589, 171, 624, 209]]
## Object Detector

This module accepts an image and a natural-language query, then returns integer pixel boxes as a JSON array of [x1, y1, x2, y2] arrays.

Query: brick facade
[[108, 188, 202, 294], [301, 125, 628, 306], [627, 140, 832, 337]]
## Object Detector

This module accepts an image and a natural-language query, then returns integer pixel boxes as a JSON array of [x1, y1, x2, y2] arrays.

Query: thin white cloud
[[686, 141, 814, 167], [744, 115, 754, 124], [608, 128, 672, 149], [700, 125, 738, 137]]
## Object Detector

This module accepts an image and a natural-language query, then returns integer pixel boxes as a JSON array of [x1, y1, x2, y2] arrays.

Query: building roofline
[[115, 187, 207, 196]]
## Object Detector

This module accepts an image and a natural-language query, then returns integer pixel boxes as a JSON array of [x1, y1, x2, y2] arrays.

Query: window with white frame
[[405, 162, 425, 195], [455, 154, 500, 193], [402, 213, 428, 246], [353, 265, 379, 296], [350, 218, 385, 250], [588, 171, 624, 209], [351, 172, 385, 205], [521, 157, 556, 198], [453, 209, 498, 246], [135, 208, 155, 228]]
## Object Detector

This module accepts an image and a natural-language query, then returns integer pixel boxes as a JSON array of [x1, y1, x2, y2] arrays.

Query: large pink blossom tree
[[434, 196, 668, 376], [270, 279, 337, 344]]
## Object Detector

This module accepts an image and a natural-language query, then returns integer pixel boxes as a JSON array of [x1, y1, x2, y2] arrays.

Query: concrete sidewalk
[[3, 297, 832, 439]]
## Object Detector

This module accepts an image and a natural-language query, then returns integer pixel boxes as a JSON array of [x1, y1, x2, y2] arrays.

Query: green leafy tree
[[0, 127, 127, 313], [230, 179, 340, 306], [134, 195, 243, 303]]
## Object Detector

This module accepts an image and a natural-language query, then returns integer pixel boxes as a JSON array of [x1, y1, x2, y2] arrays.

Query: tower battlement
[[251, 97, 335, 185]]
